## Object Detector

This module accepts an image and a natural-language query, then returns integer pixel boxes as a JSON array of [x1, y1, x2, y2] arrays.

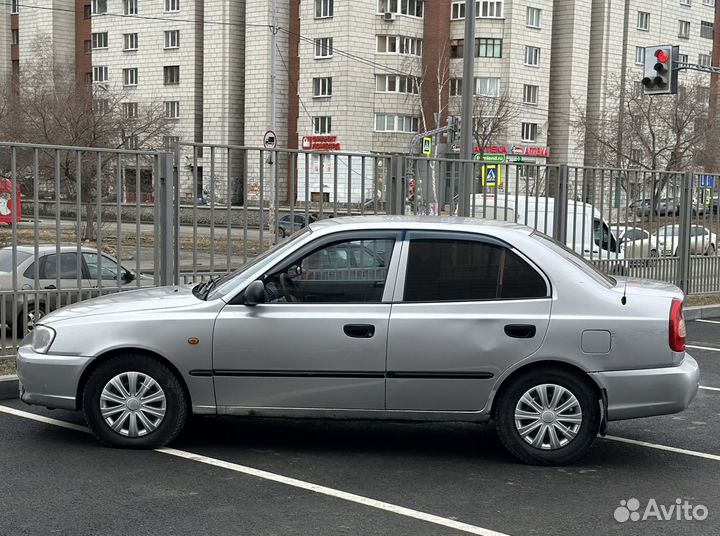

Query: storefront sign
[[302, 136, 342, 152]]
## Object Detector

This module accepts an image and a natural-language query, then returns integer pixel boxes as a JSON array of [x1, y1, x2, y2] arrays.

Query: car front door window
[[83, 253, 120, 281]]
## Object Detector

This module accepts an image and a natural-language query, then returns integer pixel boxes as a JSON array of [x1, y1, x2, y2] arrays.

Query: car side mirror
[[243, 280, 266, 306], [122, 270, 135, 283]]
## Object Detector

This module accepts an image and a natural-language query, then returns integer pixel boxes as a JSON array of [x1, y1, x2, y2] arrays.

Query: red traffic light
[[655, 49, 669, 63]]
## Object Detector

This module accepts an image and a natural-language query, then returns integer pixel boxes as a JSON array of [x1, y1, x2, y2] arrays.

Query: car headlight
[[31, 325, 56, 354]]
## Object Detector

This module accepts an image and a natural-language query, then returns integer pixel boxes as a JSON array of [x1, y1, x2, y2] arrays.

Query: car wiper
[[200, 276, 221, 300]]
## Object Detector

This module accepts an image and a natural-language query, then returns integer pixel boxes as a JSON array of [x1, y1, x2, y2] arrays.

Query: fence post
[[387, 155, 405, 215], [552, 165, 569, 243], [676, 171, 694, 294], [158, 152, 176, 286]]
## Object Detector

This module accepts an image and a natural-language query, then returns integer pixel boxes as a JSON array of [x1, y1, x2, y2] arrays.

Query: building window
[[124, 136, 138, 150], [83, 4, 91, 18], [164, 30, 180, 49], [123, 33, 138, 51], [679, 20, 690, 38], [315, 0, 333, 18], [314, 37, 333, 58], [479, 0, 503, 18], [703, 0, 715, 6], [701, 21, 714, 39], [635, 46, 645, 64], [164, 65, 180, 85], [165, 101, 180, 119], [376, 35, 423, 56], [165, 0, 180, 12], [12, 60, 19, 77], [313, 116, 332, 134], [523, 84, 539, 105], [10, 0, 19, 14], [679, 53, 689, 64], [374, 114, 420, 133], [84, 40, 91, 54], [91, 32, 108, 49], [450, 1, 479, 19], [313, 77, 333, 97], [475, 77, 499, 97], [163, 136, 180, 150], [521, 122, 538, 142], [376, 74, 419, 94], [699, 53, 712, 66], [377, 0, 424, 18], [92, 0, 107, 14], [123, 0, 138, 15], [123, 68, 138, 86], [92, 66, 108, 83], [637, 11, 650, 31], [84, 72, 93, 84], [680, 0, 691, 5], [476, 38, 502, 58], [93, 99, 110, 114], [11, 29, 18, 45], [524, 46, 540, 66], [527, 7, 541, 28], [123, 102, 138, 119], [450, 39, 464, 58], [449, 78, 462, 96]]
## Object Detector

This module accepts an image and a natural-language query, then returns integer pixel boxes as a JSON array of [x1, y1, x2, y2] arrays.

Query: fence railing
[[1, 140, 718, 358]]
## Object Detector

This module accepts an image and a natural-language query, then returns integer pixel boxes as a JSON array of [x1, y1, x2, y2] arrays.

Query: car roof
[[308, 215, 533, 235]]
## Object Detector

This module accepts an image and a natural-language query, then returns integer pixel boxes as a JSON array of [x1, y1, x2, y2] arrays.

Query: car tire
[[494, 368, 601, 466], [278, 227, 287, 238], [82, 355, 188, 449], [706, 244, 716, 256], [17, 304, 46, 334]]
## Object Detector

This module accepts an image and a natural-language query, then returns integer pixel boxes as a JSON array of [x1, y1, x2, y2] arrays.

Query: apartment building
[[3, 0, 718, 203]]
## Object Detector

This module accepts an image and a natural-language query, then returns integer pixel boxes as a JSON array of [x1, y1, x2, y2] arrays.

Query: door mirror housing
[[243, 280, 266, 306], [122, 270, 135, 283]]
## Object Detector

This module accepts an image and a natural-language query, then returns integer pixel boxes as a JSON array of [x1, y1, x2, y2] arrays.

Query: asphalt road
[[0, 321, 719, 536]]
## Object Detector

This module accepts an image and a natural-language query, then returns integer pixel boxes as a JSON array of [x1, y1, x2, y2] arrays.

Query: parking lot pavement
[[1, 320, 719, 536]]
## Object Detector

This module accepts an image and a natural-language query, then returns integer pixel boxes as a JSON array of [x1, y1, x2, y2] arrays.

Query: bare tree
[[467, 92, 520, 156], [576, 72, 719, 207], [0, 42, 172, 240]]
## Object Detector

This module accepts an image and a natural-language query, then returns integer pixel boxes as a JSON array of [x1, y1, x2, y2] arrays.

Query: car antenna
[[621, 276, 628, 305]]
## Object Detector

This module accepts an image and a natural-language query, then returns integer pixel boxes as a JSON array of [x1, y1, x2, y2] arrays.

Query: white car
[[616, 227, 660, 260], [656, 225, 717, 256]]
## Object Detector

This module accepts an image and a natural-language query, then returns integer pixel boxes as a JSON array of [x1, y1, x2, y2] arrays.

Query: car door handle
[[504, 324, 536, 339], [343, 324, 375, 338], [44, 285, 56, 290]]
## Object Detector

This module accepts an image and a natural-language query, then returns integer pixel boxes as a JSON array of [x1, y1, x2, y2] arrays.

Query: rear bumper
[[590, 354, 699, 421], [16, 345, 92, 411]]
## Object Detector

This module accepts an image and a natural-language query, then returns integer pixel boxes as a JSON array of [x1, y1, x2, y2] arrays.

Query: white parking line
[[695, 319, 720, 325], [700, 385, 720, 392], [604, 435, 720, 462], [0, 404, 509, 536], [687, 344, 720, 352]]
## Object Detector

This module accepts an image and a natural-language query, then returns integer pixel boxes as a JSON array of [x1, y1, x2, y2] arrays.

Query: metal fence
[[1, 140, 719, 358]]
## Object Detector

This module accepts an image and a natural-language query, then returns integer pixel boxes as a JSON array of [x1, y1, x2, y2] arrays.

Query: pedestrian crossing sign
[[482, 164, 502, 187], [422, 137, 432, 156]]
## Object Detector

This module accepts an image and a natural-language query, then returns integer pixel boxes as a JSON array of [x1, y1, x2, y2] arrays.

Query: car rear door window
[[403, 238, 548, 302], [42, 253, 80, 279]]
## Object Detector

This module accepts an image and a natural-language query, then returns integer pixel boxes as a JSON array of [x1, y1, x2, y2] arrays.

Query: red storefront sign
[[450, 143, 550, 158], [302, 136, 342, 152], [0, 177, 20, 225]]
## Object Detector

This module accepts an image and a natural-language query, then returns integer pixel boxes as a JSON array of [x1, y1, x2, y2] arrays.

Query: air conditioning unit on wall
[[384, 11, 396, 21]]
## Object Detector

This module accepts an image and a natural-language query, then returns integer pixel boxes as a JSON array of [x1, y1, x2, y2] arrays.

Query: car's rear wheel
[[278, 227, 287, 238], [494, 369, 601, 465], [82, 355, 187, 448]]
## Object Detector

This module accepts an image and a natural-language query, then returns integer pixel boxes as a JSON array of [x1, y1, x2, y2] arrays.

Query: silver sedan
[[16, 216, 699, 465]]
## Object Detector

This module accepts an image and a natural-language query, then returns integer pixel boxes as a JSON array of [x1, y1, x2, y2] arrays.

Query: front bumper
[[16, 344, 93, 411], [590, 354, 700, 421]]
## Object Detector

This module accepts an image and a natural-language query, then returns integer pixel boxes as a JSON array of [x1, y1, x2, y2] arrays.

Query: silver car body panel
[[16, 216, 699, 422]]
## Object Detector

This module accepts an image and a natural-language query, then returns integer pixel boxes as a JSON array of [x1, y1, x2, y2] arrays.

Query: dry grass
[[686, 294, 720, 307], [0, 359, 16, 376]]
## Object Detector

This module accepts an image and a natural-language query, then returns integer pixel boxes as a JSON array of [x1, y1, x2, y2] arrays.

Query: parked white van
[[471, 194, 625, 266]]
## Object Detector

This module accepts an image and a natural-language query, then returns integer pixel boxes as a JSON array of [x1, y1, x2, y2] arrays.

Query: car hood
[[40, 284, 202, 324], [610, 277, 684, 299]]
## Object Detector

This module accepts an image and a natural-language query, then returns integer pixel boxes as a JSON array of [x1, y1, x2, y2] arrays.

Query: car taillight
[[669, 298, 686, 353]]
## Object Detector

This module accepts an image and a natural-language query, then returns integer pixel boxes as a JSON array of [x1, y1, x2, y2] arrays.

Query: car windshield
[[0, 249, 31, 272], [532, 232, 615, 287], [658, 226, 680, 237], [205, 227, 312, 300]]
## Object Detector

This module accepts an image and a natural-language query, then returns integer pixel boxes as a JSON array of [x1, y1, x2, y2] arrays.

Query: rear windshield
[[0, 249, 31, 272], [532, 232, 615, 287], [658, 226, 680, 237]]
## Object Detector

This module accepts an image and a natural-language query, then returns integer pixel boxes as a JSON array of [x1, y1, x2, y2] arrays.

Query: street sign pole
[[458, 0, 476, 217]]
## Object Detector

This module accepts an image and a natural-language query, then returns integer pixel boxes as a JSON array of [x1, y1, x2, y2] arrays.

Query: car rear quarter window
[[403, 239, 548, 302], [0, 249, 31, 272]]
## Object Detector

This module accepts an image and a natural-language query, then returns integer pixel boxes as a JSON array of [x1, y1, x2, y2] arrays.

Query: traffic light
[[642, 45, 679, 95]]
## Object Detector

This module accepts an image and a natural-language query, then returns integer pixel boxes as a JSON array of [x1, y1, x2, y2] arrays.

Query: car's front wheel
[[82, 355, 187, 448], [494, 369, 601, 465]]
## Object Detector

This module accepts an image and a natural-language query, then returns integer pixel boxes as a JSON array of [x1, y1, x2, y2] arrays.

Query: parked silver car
[[17, 217, 699, 465], [0, 246, 144, 331]]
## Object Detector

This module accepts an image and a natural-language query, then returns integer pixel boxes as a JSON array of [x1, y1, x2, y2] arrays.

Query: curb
[[0, 375, 19, 400], [684, 305, 720, 321]]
